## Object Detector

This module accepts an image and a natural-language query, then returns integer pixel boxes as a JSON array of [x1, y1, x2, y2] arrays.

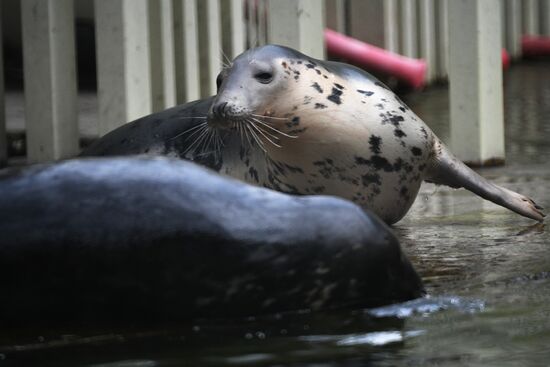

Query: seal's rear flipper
[[425, 140, 545, 222]]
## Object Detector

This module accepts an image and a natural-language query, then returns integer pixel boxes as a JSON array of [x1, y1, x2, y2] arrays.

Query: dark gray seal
[[82, 45, 545, 224], [0, 157, 423, 326]]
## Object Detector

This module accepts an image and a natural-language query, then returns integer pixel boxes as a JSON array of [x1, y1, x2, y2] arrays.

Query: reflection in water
[[2, 61, 550, 367]]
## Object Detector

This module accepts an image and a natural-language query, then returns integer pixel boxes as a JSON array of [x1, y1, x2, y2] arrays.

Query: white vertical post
[[160, 0, 177, 108], [148, 1, 165, 112], [95, 0, 152, 135], [222, 0, 246, 59], [267, 0, 326, 60], [247, 0, 258, 48], [419, 0, 436, 82], [505, 0, 522, 59], [257, 0, 267, 45], [384, 0, 399, 53], [0, 1, 6, 166], [541, 0, 550, 35], [523, 0, 540, 35], [448, 0, 504, 165], [148, 0, 177, 111], [173, 0, 200, 103], [198, 0, 222, 97], [400, 0, 418, 58], [435, 0, 449, 80], [21, 0, 79, 162]]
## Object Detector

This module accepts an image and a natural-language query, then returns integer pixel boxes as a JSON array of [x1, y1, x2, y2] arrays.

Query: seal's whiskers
[[245, 123, 267, 152], [170, 121, 208, 140], [246, 119, 282, 148], [249, 116, 298, 139]]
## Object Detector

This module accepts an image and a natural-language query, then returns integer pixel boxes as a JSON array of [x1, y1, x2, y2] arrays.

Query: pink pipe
[[325, 28, 427, 89], [522, 35, 550, 57], [502, 49, 511, 69]]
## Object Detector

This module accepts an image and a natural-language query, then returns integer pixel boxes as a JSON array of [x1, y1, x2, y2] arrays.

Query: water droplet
[[244, 332, 253, 339], [192, 325, 200, 332], [256, 331, 266, 339]]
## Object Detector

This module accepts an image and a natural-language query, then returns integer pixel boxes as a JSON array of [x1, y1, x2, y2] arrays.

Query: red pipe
[[522, 35, 550, 57], [325, 28, 427, 89]]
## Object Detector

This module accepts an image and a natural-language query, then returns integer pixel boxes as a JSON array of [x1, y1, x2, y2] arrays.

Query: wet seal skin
[[0, 157, 423, 326], [83, 45, 545, 225]]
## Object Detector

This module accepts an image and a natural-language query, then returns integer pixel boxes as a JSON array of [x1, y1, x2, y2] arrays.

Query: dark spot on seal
[[400, 186, 409, 199], [362, 173, 381, 186], [327, 87, 343, 105], [282, 61, 288, 68], [375, 103, 385, 110], [289, 127, 308, 134], [305, 63, 315, 69], [389, 115, 404, 126], [393, 158, 404, 172], [323, 75, 328, 79], [311, 82, 323, 93], [369, 135, 382, 154], [357, 89, 374, 96], [286, 116, 300, 128], [394, 129, 407, 138], [303, 96, 313, 105], [283, 163, 304, 174], [354, 156, 370, 165], [419, 164, 426, 171], [249, 167, 259, 182], [371, 156, 394, 172], [315, 69, 322, 75], [355, 155, 394, 172], [297, 60, 302, 64], [399, 106, 407, 112], [420, 126, 429, 139], [334, 83, 345, 90], [314, 103, 327, 109], [411, 147, 422, 156]]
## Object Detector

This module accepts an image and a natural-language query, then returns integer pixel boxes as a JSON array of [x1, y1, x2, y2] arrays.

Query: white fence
[[0, 0, 549, 165]]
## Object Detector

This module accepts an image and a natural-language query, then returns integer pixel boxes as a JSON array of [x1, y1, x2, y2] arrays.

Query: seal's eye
[[254, 72, 273, 84], [216, 73, 223, 91]]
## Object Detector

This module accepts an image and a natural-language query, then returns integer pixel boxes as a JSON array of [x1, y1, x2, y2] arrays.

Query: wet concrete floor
[[2, 60, 550, 366]]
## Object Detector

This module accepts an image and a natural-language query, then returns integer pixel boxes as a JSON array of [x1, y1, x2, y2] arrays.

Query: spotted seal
[[205, 45, 544, 224], [82, 45, 545, 224]]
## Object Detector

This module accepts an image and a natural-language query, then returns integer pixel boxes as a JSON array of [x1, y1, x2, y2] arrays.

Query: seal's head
[[207, 45, 332, 152], [209, 45, 296, 128]]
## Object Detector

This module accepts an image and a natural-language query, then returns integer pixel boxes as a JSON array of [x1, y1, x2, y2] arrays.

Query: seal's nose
[[212, 101, 228, 118]]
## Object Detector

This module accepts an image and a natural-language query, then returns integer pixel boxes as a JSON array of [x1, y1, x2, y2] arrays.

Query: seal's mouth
[[207, 104, 298, 152]]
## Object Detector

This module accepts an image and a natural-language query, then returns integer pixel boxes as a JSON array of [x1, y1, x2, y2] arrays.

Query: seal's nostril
[[214, 102, 228, 117]]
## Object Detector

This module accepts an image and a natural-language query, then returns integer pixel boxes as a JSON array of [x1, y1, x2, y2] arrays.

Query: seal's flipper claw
[[426, 140, 546, 222]]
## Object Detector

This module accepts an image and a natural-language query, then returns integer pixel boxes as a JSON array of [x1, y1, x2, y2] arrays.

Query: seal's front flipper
[[425, 140, 545, 222]]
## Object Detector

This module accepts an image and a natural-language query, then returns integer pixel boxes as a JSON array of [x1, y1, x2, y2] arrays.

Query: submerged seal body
[[205, 45, 544, 224], [0, 157, 423, 325]]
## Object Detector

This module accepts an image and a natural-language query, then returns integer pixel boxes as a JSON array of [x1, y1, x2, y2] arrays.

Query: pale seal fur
[[204, 45, 544, 224]]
